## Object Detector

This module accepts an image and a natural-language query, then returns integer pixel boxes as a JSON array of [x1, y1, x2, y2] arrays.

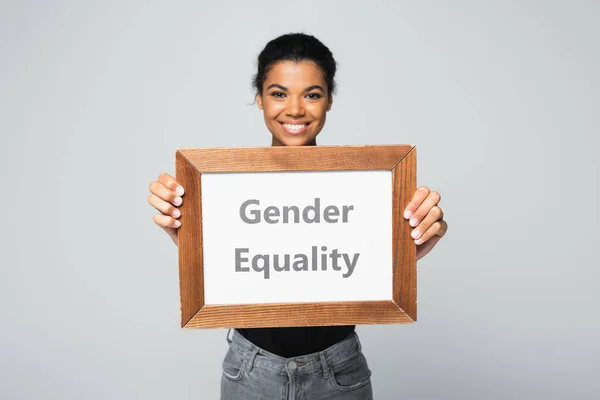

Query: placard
[[176, 145, 416, 328]]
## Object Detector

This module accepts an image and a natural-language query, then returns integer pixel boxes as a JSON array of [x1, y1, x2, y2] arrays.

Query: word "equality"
[[235, 246, 360, 279]]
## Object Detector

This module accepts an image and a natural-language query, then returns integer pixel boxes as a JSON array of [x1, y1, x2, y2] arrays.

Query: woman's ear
[[256, 93, 264, 110], [327, 95, 333, 111]]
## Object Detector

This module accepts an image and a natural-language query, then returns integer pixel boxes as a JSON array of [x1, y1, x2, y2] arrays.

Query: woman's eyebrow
[[266, 84, 325, 92], [304, 85, 325, 93], [266, 84, 287, 91]]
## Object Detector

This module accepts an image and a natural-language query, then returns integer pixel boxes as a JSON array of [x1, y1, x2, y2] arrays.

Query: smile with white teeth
[[281, 122, 310, 135]]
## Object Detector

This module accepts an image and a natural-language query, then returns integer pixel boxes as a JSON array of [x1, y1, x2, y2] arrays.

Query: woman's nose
[[286, 97, 305, 116]]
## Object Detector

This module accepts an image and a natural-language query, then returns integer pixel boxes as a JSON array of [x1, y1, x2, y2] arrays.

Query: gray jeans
[[221, 329, 374, 399]]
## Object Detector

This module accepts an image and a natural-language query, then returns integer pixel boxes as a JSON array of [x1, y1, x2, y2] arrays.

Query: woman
[[148, 33, 448, 399]]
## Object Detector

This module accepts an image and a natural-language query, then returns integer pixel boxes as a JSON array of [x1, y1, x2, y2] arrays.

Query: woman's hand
[[403, 186, 448, 261], [148, 173, 185, 246]]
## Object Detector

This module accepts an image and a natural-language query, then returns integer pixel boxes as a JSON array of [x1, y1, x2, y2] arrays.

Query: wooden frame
[[175, 145, 416, 328]]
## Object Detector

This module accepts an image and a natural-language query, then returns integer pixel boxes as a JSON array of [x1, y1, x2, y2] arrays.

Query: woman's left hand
[[403, 186, 448, 261]]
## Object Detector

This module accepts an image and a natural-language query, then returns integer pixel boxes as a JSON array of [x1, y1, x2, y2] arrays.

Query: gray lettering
[[311, 245, 318, 271], [234, 247, 359, 279], [273, 254, 290, 272], [235, 248, 250, 272], [238, 198, 354, 224], [342, 205, 354, 223], [323, 205, 339, 223], [293, 254, 308, 271], [264, 206, 279, 224], [282, 205, 299, 223], [342, 253, 360, 278], [252, 254, 270, 279], [303, 198, 321, 223], [330, 248, 342, 271], [240, 199, 260, 224]]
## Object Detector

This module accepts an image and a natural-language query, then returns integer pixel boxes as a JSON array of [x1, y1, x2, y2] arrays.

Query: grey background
[[1, 1, 598, 399]]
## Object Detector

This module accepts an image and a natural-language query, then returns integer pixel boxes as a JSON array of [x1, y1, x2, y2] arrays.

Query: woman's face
[[257, 61, 332, 146]]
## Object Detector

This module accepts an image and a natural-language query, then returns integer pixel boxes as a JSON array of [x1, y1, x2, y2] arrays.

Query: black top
[[237, 325, 356, 358]]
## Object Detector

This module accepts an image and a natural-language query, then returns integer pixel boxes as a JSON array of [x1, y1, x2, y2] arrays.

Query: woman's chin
[[272, 134, 317, 147]]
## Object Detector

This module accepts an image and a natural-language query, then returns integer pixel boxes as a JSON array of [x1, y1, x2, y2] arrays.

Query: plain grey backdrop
[[1, 1, 598, 399]]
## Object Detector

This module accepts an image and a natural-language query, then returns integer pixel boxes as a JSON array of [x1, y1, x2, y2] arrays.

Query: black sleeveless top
[[237, 325, 356, 358]]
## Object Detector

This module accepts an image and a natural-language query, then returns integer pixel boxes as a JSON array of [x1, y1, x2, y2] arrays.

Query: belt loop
[[226, 328, 233, 345], [354, 332, 362, 352], [319, 352, 330, 379], [246, 347, 259, 372]]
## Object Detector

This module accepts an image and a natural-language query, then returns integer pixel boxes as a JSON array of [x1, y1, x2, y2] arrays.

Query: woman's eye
[[271, 92, 286, 98], [306, 93, 322, 100]]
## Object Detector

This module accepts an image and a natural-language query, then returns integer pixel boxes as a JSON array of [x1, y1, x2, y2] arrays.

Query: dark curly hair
[[252, 33, 337, 96]]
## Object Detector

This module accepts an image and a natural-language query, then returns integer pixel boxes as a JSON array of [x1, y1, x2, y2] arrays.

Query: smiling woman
[[254, 35, 335, 147], [147, 32, 448, 400]]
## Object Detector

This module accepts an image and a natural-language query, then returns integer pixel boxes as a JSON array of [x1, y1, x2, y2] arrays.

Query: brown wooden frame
[[176, 145, 416, 328]]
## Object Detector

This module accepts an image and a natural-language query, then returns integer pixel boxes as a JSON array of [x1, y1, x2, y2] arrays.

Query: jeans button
[[287, 360, 297, 370]]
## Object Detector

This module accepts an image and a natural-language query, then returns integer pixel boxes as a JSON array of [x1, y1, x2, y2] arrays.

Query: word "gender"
[[239, 198, 355, 224]]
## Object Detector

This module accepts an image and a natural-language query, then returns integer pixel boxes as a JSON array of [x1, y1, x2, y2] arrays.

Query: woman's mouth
[[280, 122, 311, 135]]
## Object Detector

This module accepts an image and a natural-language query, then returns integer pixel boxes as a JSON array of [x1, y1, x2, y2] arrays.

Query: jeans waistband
[[226, 328, 362, 377]]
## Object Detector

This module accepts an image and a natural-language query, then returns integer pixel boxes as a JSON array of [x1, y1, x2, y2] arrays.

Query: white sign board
[[201, 170, 393, 305]]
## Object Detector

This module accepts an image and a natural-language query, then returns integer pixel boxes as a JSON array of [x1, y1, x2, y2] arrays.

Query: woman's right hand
[[148, 173, 185, 246]]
